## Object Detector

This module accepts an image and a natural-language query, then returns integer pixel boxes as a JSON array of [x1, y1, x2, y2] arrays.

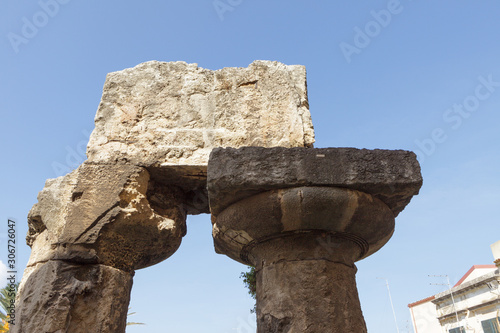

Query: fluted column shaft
[[250, 233, 367, 332]]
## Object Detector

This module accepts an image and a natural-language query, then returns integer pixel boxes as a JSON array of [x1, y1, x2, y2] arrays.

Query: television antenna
[[429, 274, 460, 327]]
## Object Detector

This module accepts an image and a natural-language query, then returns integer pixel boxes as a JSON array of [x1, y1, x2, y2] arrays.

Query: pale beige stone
[[86, 60, 315, 167], [26, 162, 186, 271]]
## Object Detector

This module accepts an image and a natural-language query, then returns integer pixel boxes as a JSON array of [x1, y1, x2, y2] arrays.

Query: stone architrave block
[[86, 60, 315, 195]]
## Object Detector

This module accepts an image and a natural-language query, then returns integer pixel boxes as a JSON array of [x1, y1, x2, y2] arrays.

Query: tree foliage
[[126, 307, 145, 328], [240, 266, 257, 313]]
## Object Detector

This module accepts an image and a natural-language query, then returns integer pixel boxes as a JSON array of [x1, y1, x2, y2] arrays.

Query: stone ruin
[[14, 61, 422, 333]]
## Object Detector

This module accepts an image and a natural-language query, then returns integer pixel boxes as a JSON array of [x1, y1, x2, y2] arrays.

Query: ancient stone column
[[16, 164, 187, 333], [16, 61, 315, 332], [208, 147, 422, 333]]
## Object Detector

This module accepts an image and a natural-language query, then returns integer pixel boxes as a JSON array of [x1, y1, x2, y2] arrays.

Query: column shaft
[[256, 260, 367, 333], [249, 234, 366, 333], [13, 260, 133, 333]]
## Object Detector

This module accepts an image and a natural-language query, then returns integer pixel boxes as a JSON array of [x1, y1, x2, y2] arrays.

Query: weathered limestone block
[[26, 162, 186, 271], [86, 60, 314, 208], [87, 60, 314, 167], [13, 260, 133, 333], [208, 147, 422, 332]]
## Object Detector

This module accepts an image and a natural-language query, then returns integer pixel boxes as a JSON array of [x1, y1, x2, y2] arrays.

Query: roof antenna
[[429, 274, 461, 328]]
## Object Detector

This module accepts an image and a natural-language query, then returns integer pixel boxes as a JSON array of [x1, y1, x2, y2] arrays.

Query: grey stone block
[[208, 147, 422, 217]]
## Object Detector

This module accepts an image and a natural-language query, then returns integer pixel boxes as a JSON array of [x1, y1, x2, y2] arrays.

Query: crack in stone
[[74, 203, 120, 243]]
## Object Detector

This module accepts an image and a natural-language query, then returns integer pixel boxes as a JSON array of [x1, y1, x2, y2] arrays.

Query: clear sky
[[1, 1, 500, 332]]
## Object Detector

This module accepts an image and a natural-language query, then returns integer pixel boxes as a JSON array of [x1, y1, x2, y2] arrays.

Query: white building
[[409, 241, 500, 333]]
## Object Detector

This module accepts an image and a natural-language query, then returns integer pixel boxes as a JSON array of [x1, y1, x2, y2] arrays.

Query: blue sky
[[1, 1, 499, 332]]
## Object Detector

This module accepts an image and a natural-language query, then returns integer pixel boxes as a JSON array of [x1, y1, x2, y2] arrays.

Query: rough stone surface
[[214, 195, 372, 332], [257, 260, 367, 333], [213, 187, 395, 264], [13, 260, 133, 333], [87, 60, 315, 168], [27, 162, 186, 271], [208, 147, 422, 217], [209, 147, 423, 333], [84, 60, 315, 213]]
